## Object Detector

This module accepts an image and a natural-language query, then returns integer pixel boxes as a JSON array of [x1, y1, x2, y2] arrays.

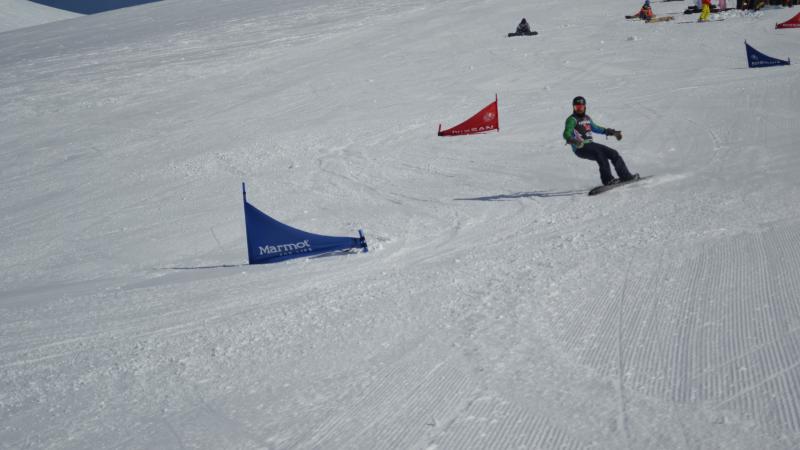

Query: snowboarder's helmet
[[572, 96, 586, 113]]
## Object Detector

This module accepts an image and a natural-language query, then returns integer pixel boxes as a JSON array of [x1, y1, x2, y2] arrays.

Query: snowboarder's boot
[[620, 173, 640, 182]]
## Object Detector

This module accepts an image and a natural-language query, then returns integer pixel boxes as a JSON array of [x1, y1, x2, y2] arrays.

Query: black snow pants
[[574, 142, 633, 185]]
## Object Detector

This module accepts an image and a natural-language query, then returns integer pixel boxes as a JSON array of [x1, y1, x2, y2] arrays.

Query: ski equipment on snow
[[588, 174, 648, 196]]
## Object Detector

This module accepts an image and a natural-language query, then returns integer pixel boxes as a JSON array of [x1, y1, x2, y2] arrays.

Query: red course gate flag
[[777, 12, 800, 29], [438, 95, 499, 136]]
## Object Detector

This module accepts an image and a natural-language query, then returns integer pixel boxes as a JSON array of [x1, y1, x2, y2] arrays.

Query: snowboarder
[[516, 18, 531, 34], [508, 18, 537, 36], [563, 96, 638, 186]]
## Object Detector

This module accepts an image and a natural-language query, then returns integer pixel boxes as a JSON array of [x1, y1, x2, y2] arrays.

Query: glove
[[567, 138, 584, 149], [605, 128, 623, 141]]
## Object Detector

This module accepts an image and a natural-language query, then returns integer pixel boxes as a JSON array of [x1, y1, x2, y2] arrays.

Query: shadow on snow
[[161, 263, 247, 270], [455, 189, 587, 201], [161, 249, 361, 270]]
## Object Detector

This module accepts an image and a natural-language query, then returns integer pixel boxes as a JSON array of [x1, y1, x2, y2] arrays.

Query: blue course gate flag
[[242, 183, 367, 264], [746, 41, 790, 68]]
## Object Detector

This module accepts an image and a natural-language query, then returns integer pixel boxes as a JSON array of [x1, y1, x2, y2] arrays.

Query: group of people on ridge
[[631, 0, 713, 23]]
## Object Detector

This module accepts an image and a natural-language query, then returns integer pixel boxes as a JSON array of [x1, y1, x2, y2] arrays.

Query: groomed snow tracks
[[560, 221, 800, 440]]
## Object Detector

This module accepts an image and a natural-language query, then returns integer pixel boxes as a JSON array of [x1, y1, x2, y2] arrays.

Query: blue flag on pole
[[242, 183, 368, 264], [746, 41, 790, 68]]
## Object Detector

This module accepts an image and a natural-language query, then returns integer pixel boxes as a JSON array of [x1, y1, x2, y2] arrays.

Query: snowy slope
[[2, 0, 800, 448], [0, 0, 79, 33]]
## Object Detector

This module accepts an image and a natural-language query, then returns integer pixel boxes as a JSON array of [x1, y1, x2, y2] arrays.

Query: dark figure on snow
[[509, 18, 537, 36], [563, 96, 638, 186], [516, 18, 531, 34], [637, 1, 655, 20]]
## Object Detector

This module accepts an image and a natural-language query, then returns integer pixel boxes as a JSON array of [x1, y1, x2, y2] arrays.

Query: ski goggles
[[573, 103, 586, 111]]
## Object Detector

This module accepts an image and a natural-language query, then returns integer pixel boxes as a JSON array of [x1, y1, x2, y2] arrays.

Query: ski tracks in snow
[[554, 220, 800, 448]]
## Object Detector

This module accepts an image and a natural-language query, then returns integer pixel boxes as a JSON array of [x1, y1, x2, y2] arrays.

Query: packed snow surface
[[2, 0, 800, 448], [0, 0, 78, 33]]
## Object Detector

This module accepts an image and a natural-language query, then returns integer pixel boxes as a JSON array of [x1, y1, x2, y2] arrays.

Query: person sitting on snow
[[636, 0, 655, 21], [508, 18, 537, 37], [516, 18, 531, 34]]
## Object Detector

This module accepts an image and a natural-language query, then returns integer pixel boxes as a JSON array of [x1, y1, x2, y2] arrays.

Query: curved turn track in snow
[[2, 0, 800, 448]]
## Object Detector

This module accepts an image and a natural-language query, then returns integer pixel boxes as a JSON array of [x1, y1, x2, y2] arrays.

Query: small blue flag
[[746, 41, 790, 68]]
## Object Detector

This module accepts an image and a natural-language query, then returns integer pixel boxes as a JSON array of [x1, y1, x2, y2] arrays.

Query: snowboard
[[626, 15, 673, 22], [588, 175, 649, 196], [508, 31, 538, 37], [677, 18, 725, 24]]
